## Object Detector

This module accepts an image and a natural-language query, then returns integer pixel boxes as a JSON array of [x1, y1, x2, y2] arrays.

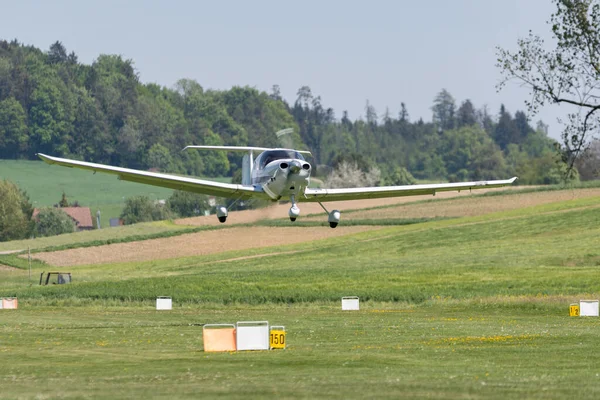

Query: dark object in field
[[39, 272, 72, 285]]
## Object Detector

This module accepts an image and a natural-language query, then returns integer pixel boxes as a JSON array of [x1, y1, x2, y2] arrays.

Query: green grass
[[2, 192, 600, 397], [1, 303, 600, 399], [0, 159, 231, 210]]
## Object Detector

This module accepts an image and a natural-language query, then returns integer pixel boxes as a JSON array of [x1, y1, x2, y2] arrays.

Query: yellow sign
[[270, 330, 286, 349], [570, 304, 580, 317]]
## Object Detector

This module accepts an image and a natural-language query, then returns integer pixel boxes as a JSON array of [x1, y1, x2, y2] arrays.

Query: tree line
[[0, 39, 580, 185]]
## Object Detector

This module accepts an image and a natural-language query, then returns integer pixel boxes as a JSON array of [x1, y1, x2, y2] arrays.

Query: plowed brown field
[[33, 226, 378, 267], [314, 188, 600, 220]]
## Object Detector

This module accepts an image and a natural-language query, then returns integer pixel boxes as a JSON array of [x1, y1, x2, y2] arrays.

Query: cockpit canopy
[[255, 150, 306, 169]]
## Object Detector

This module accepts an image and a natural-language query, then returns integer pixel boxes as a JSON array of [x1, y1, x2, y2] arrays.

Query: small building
[[33, 207, 94, 231]]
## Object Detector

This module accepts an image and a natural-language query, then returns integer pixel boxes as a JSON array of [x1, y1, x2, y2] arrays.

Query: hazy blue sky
[[0, 0, 564, 138]]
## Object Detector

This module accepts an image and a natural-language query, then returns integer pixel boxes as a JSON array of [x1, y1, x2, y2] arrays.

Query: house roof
[[33, 207, 93, 228]]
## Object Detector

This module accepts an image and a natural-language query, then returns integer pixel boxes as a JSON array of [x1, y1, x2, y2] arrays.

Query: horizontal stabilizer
[[183, 145, 311, 155]]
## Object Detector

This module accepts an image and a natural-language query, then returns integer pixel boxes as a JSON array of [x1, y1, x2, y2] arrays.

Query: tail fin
[[242, 153, 252, 185]]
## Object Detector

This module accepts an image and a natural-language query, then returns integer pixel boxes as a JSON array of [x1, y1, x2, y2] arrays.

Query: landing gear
[[328, 209, 341, 228], [289, 195, 300, 222], [318, 202, 341, 228], [216, 206, 228, 223]]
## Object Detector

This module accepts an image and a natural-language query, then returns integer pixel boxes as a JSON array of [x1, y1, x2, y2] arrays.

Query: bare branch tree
[[496, 0, 600, 179]]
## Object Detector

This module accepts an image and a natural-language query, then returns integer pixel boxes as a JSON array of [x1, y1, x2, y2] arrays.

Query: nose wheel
[[289, 195, 300, 222]]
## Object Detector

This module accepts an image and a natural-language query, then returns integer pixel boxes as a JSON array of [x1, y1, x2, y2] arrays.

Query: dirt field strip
[[0, 264, 19, 271], [32, 226, 380, 267], [311, 188, 600, 221], [175, 187, 523, 226]]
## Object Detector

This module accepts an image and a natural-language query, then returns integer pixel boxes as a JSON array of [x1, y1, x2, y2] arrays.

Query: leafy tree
[[496, 0, 600, 174], [34, 207, 76, 237], [167, 190, 211, 217], [29, 80, 71, 155], [0, 180, 34, 241], [147, 143, 174, 172], [0, 97, 28, 158]]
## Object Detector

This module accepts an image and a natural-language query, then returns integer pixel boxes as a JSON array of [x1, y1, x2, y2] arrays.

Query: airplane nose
[[290, 161, 302, 173]]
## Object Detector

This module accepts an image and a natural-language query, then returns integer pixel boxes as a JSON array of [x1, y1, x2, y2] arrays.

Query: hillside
[[2, 187, 600, 398]]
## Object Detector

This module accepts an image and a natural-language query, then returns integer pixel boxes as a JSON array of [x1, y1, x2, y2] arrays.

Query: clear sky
[[0, 0, 564, 138]]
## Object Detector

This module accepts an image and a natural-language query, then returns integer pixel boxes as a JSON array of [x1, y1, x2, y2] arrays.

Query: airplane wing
[[37, 154, 269, 200], [301, 177, 518, 202]]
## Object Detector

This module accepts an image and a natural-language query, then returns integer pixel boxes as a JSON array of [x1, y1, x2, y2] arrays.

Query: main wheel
[[290, 217, 296, 222], [218, 216, 227, 223], [329, 222, 338, 228]]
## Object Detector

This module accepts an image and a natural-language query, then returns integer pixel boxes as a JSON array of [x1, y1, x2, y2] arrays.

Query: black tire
[[329, 222, 338, 228], [218, 216, 227, 223]]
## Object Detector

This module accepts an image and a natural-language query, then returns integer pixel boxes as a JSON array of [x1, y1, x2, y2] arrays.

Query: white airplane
[[37, 146, 517, 228]]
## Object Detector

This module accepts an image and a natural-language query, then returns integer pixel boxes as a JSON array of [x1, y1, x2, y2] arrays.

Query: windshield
[[256, 150, 305, 169]]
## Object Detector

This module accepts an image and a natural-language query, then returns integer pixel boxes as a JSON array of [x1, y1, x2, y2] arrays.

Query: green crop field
[[1, 189, 600, 398], [0, 160, 232, 227]]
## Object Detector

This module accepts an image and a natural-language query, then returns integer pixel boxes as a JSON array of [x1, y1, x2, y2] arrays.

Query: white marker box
[[342, 296, 360, 310], [580, 300, 599, 317], [156, 296, 172, 310], [1, 298, 18, 309], [236, 321, 270, 351]]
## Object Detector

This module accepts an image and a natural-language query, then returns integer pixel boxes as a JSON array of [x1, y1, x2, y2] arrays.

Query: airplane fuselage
[[251, 150, 311, 201]]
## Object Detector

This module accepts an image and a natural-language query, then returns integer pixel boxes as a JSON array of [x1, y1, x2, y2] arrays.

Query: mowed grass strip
[[1, 303, 600, 399]]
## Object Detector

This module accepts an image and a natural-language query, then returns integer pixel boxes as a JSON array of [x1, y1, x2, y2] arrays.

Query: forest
[[0, 39, 579, 185]]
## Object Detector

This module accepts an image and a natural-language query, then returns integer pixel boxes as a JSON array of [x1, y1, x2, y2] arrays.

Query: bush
[[35, 208, 75, 237], [167, 191, 211, 218], [325, 161, 381, 188], [382, 166, 416, 186], [0, 179, 34, 241], [120, 196, 174, 225]]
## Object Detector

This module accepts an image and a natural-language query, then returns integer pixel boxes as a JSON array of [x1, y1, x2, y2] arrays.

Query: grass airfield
[[2, 186, 600, 398]]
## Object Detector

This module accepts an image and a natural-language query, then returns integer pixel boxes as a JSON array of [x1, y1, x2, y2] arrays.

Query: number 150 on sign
[[270, 330, 286, 349]]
